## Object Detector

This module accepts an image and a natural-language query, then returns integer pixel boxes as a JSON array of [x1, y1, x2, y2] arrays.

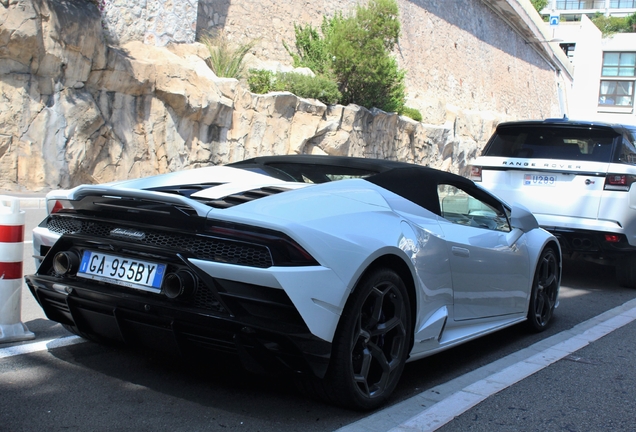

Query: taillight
[[47, 199, 75, 215], [603, 174, 636, 191], [470, 165, 482, 182], [206, 223, 318, 266], [604, 234, 622, 243]]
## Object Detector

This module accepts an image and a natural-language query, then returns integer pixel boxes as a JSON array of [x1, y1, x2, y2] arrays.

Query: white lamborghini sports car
[[26, 155, 561, 410]]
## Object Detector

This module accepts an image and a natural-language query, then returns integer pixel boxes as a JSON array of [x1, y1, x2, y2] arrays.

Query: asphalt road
[[2, 202, 636, 431]]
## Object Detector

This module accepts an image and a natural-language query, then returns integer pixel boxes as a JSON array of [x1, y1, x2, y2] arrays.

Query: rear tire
[[315, 268, 412, 410], [616, 254, 636, 288], [527, 248, 559, 332]]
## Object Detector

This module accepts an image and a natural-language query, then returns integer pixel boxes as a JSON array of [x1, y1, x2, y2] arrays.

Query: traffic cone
[[0, 196, 35, 343]]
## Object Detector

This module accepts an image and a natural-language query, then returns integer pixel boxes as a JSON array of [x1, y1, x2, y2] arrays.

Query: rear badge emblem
[[110, 228, 146, 240]]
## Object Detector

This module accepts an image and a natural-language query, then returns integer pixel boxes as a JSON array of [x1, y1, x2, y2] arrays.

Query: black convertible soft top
[[230, 155, 491, 216], [228, 154, 410, 183], [366, 165, 477, 216]]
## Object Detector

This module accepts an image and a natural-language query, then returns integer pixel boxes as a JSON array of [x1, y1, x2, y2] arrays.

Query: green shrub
[[530, 0, 548, 13], [248, 70, 342, 105], [591, 12, 636, 36], [628, 12, 636, 31], [285, 0, 406, 113], [247, 69, 275, 94], [400, 106, 422, 122], [201, 31, 254, 79], [274, 73, 342, 105], [284, 20, 335, 77]]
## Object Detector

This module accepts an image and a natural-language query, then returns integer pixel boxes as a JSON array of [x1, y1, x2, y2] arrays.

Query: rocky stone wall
[[100, 0, 198, 46], [0, 0, 565, 192], [1, 0, 484, 192]]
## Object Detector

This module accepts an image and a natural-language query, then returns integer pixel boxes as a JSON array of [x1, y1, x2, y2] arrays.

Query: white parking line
[[0, 335, 84, 359], [337, 297, 636, 432]]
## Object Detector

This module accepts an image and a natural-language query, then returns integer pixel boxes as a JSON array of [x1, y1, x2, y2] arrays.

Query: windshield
[[483, 126, 619, 162]]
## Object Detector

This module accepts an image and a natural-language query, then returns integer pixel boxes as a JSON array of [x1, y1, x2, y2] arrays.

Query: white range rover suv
[[470, 118, 636, 287]]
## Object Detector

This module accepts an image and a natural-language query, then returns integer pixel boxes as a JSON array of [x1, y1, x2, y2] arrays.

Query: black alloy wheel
[[324, 267, 411, 410], [527, 247, 559, 332]]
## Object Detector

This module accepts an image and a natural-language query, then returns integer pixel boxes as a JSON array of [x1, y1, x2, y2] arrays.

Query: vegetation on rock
[[248, 70, 342, 105], [201, 31, 255, 79], [284, 0, 406, 115]]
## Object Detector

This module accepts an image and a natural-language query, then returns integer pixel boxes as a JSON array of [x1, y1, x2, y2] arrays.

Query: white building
[[547, 15, 636, 125], [543, 0, 636, 18]]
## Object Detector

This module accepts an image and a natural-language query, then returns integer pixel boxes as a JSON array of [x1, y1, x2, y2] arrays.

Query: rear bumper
[[25, 273, 332, 378], [533, 212, 636, 259], [542, 226, 636, 259], [534, 213, 624, 237], [28, 213, 349, 377]]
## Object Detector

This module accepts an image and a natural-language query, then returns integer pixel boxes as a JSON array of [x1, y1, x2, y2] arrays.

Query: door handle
[[452, 246, 470, 257]]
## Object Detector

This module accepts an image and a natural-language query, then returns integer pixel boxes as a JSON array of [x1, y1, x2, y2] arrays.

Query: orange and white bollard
[[0, 196, 35, 343]]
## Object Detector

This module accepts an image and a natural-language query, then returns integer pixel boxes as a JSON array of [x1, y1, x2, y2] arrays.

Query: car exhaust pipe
[[163, 270, 197, 299], [52, 250, 81, 276]]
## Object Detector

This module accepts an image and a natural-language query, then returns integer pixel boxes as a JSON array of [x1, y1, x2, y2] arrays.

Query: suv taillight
[[469, 165, 482, 182], [603, 174, 636, 191]]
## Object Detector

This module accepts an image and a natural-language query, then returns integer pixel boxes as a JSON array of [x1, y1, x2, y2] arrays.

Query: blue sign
[[550, 14, 560, 26]]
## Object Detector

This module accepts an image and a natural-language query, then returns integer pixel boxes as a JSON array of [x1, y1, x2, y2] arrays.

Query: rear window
[[255, 163, 378, 183], [483, 126, 619, 163]]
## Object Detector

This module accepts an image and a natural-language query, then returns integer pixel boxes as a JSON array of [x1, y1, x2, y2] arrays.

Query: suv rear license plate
[[77, 251, 166, 293], [524, 174, 557, 186]]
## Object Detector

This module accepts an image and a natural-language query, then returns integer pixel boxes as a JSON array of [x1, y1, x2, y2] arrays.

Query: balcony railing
[[556, 1, 605, 9], [610, 0, 636, 7], [555, 0, 636, 9]]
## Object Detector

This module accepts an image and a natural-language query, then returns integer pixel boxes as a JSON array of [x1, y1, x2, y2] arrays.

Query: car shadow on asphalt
[[42, 339, 364, 426]]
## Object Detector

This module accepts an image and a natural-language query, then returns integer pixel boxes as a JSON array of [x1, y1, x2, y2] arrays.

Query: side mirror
[[506, 204, 539, 247], [510, 204, 539, 232]]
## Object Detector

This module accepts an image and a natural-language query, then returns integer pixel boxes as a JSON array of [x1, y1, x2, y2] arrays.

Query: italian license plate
[[524, 174, 557, 186], [77, 251, 166, 293]]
